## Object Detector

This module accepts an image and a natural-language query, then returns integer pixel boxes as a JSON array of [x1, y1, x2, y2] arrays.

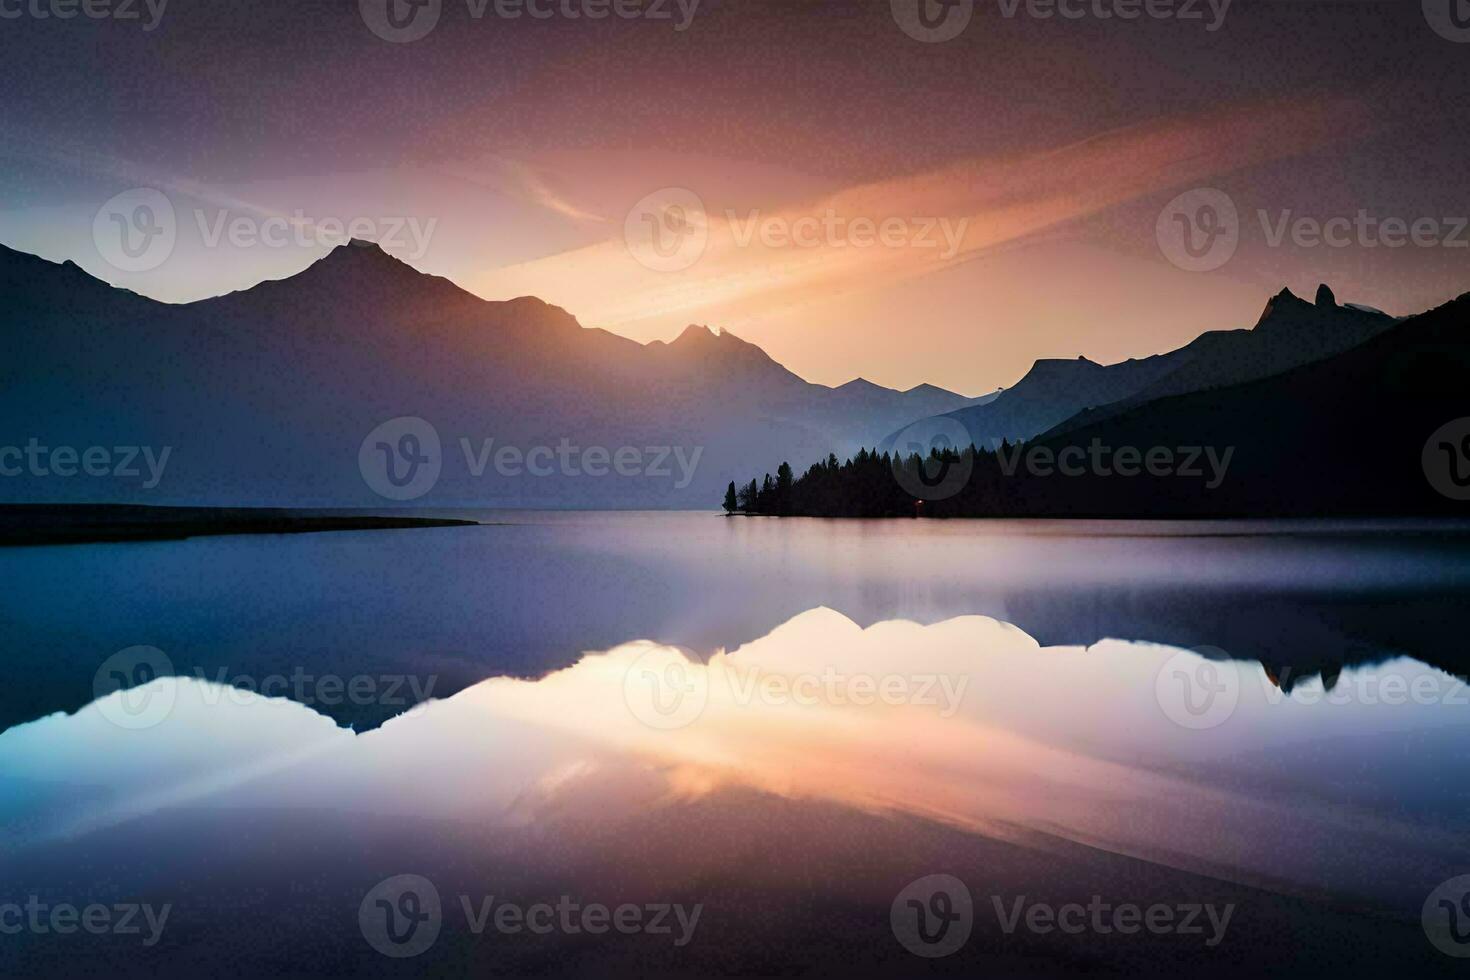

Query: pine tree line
[[724, 447, 975, 517], [723, 439, 1234, 518]]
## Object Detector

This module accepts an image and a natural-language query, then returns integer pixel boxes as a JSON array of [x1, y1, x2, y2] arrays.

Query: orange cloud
[[472, 95, 1371, 335]]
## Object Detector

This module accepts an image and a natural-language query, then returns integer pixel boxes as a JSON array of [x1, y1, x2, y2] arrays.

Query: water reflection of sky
[[5, 607, 1466, 910]]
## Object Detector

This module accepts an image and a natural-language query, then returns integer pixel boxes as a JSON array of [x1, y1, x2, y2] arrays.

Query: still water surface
[[1, 514, 1468, 977]]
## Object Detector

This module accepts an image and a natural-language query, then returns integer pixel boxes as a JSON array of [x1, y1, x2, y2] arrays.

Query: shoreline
[[0, 504, 478, 546]]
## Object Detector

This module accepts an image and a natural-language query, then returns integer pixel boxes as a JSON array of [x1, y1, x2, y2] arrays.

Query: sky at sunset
[[1, 0, 1466, 394]]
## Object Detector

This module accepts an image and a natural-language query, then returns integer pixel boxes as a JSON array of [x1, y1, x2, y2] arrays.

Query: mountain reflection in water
[[4, 608, 1465, 916], [4, 516, 1470, 737]]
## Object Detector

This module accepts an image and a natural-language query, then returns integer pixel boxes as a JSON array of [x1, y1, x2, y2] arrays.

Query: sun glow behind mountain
[[2, 1, 1465, 394]]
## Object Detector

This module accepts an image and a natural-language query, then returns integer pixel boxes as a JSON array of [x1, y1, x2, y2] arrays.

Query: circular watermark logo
[[624, 187, 709, 273], [889, 415, 974, 502], [1422, 418, 1470, 501], [1156, 188, 1239, 273], [93, 645, 177, 730], [891, 873, 973, 958], [93, 188, 177, 273], [360, 874, 443, 958], [360, 0, 442, 42], [1423, 0, 1470, 42], [1154, 646, 1240, 730], [891, 0, 975, 43], [1423, 875, 1470, 957], [359, 417, 442, 501], [621, 646, 709, 730]]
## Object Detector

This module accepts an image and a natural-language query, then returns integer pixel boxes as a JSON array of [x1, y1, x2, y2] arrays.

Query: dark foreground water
[[1, 514, 1469, 977]]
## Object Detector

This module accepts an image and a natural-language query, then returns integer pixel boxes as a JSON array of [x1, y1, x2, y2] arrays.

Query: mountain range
[[3, 238, 1457, 514], [1004, 288, 1470, 516], [0, 240, 984, 508], [826, 286, 1467, 518], [929, 283, 1398, 450]]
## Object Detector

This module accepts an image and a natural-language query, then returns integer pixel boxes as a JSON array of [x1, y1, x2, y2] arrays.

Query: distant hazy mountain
[[932, 283, 1397, 448], [0, 241, 983, 508], [943, 353, 1181, 448]]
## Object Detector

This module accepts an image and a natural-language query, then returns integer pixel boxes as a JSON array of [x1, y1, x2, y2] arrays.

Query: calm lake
[[2, 513, 1469, 977]]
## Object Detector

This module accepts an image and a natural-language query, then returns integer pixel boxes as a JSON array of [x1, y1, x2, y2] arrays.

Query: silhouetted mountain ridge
[[746, 289, 1467, 518], [1018, 289, 1470, 515], [0, 241, 983, 508], [932, 282, 1397, 448]]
